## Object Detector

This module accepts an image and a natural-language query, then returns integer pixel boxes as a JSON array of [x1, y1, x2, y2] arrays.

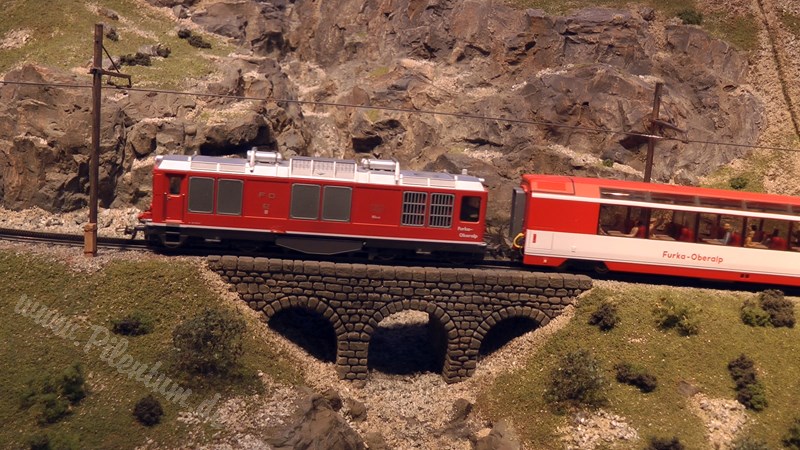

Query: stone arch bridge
[[208, 256, 592, 383]]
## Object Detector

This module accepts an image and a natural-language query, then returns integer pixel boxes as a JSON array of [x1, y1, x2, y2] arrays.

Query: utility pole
[[642, 82, 685, 183], [85, 23, 130, 257], [643, 82, 663, 183]]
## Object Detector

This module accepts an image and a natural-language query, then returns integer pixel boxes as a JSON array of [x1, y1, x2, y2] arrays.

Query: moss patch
[[0, 0, 232, 88], [478, 284, 800, 449], [0, 251, 302, 449]]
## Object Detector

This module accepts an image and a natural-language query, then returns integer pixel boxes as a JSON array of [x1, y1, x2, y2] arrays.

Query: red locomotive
[[510, 174, 800, 287], [137, 149, 488, 260]]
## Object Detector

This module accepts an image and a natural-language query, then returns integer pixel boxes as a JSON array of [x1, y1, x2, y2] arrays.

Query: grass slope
[[479, 284, 800, 449], [0, 250, 302, 449], [509, 0, 759, 52], [0, 0, 233, 87]]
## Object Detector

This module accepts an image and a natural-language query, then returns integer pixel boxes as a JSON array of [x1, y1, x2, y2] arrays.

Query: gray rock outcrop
[[267, 391, 366, 450], [0, 0, 763, 228]]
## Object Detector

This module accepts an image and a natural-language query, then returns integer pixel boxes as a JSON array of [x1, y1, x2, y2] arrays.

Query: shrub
[[602, 158, 614, 167], [728, 354, 757, 387], [38, 393, 70, 425], [111, 311, 154, 336], [785, 417, 800, 449], [27, 433, 80, 450], [759, 289, 795, 328], [728, 355, 767, 411], [588, 301, 619, 331], [646, 436, 685, 450], [677, 9, 703, 25], [187, 34, 212, 49], [173, 308, 246, 376], [60, 363, 86, 404], [21, 363, 87, 425], [28, 434, 49, 450], [615, 362, 657, 393], [654, 297, 700, 336], [20, 381, 39, 409], [133, 395, 164, 426], [729, 176, 748, 190], [740, 299, 770, 327], [119, 52, 152, 67], [177, 28, 192, 39], [545, 349, 608, 409], [736, 381, 768, 411], [730, 435, 769, 450]]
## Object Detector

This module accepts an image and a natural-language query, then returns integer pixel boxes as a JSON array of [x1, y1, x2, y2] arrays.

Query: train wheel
[[233, 240, 263, 253], [593, 262, 610, 275], [160, 234, 186, 249], [371, 252, 398, 262]]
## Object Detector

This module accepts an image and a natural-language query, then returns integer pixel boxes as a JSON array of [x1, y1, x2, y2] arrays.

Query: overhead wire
[[2, 78, 799, 153]]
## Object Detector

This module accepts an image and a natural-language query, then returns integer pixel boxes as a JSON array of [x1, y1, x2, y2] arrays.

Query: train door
[[164, 174, 185, 222]]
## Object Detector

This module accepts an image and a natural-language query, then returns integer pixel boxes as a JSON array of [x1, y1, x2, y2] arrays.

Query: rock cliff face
[[0, 0, 764, 227]]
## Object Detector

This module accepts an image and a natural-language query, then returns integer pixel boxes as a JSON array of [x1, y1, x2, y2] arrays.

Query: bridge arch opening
[[478, 316, 540, 357], [267, 307, 337, 363], [367, 310, 448, 375]]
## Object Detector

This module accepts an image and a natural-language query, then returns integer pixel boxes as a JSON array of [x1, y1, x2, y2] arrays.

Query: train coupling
[[123, 223, 146, 239]]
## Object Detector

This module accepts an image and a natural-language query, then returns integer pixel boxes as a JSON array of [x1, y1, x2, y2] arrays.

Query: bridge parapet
[[208, 256, 592, 383]]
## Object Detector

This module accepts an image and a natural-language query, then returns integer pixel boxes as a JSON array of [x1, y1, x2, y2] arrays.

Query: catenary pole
[[643, 82, 663, 183], [84, 24, 103, 257], [84, 24, 131, 257]]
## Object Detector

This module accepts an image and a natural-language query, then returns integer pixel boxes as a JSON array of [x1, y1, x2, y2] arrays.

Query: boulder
[[267, 391, 366, 450], [474, 419, 521, 450], [191, 1, 289, 55]]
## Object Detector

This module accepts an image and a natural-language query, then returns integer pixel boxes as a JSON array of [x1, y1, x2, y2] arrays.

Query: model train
[[136, 149, 800, 287]]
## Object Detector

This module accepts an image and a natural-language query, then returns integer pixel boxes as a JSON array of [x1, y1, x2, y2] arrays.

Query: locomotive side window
[[217, 179, 243, 216], [322, 186, 352, 222], [290, 184, 321, 219], [459, 196, 480, 223], [168, 175, 182, 195], [188, 177, 214, 213], [402, 192, 427, 226], [430, 194, 455, 228]]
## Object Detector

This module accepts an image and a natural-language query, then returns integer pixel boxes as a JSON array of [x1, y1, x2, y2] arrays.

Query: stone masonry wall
[[208, 255, 592, 383]]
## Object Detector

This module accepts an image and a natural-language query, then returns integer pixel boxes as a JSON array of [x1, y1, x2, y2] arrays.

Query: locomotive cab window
[[290, 184, 321, 220], [168, 175, 182, 195], [188, 177, 214, 213], [322, 186, 352, 222], [217, 179, 243, 216], [459, 196, 481, 223]]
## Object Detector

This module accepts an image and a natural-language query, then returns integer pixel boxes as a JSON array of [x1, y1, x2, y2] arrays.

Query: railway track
[[0, 227, 149, 251], [0, 226, 517, 268], [1, 226, 794, 295]]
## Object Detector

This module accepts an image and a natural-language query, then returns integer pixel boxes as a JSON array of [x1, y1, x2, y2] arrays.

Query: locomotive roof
[[155, 154, 487, 192]]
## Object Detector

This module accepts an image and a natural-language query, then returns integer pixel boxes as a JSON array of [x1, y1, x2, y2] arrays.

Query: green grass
[[505, 0, 761, 55], [0, 0, 233, 87], [703, 150, 773, 193], [706, 13, 761, 52], [0, 251, 302, 449], [504, 0, 696, 17], [780, 12, 800, 38], [478, 284, 800, 449]]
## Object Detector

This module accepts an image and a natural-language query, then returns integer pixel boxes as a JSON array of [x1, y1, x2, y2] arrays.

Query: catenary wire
[[2, 78, 800, 153]]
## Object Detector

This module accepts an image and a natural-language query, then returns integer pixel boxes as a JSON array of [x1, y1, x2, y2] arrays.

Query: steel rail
[[0, 227, 149, 250]]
